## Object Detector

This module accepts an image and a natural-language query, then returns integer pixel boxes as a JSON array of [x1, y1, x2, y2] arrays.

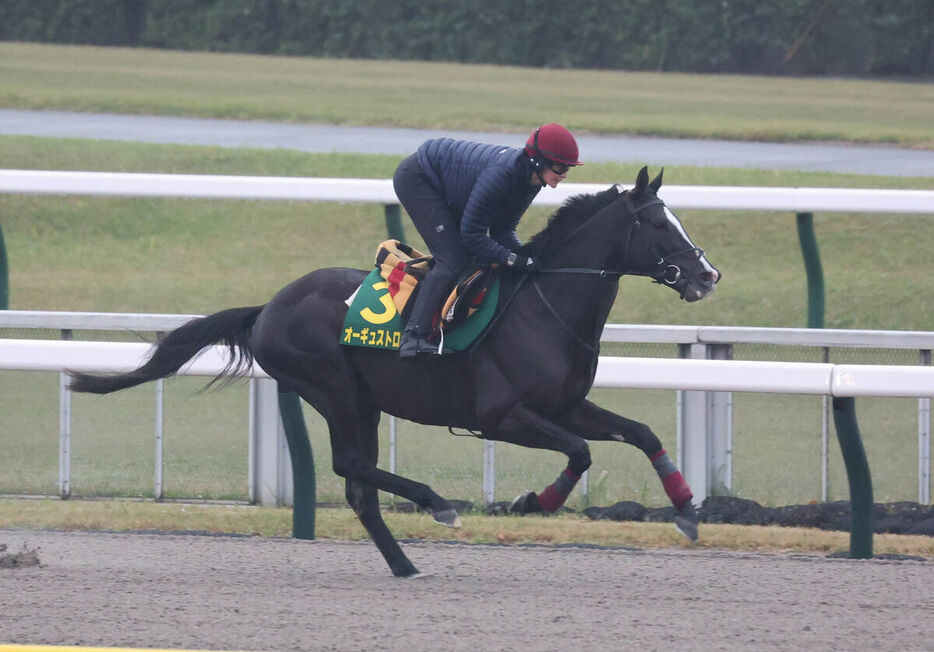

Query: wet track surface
[[3, 108, 934, 177]]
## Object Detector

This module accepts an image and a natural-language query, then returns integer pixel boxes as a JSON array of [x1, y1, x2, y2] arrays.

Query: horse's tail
[[68, 305, 264, 394]]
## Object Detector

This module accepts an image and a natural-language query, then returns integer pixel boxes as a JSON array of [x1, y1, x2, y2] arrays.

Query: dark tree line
[[2, 0, 932, 76]]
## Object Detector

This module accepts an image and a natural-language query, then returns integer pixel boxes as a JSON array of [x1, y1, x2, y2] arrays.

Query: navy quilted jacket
[[416, 138, 540, 264]]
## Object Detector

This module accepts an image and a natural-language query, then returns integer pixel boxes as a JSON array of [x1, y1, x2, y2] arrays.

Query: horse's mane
[[519, 185, 624, 258]]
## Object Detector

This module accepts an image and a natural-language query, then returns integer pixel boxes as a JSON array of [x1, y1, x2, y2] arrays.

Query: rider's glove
[[506, 253, 540, 272]]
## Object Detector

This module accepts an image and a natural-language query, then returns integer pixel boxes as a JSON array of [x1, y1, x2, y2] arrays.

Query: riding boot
[[399, 271, 452, 358], [398, 328, 439, 358]]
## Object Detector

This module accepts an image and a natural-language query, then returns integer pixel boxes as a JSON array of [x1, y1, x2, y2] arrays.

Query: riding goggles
[[546, 161, 570, 175]]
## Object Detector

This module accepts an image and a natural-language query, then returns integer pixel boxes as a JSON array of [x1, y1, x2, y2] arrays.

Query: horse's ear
[[649, 167, 664, 193], [635, 166, 649, 192]]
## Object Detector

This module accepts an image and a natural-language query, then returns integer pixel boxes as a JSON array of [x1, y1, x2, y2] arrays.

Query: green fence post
[[0, 219, 8, 310], [800, 213, 874, 556], [384, 204, 406, 242], [796, 212, 825, 329], [278, 388, 316, 539], [272, 202, 403, 540], [832, 396, 874, 558]]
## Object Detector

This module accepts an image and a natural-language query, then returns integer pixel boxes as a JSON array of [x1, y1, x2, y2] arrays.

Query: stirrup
[[399, 332, 441, 358]]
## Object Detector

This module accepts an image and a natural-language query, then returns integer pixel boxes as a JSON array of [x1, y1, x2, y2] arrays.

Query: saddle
[[340, 240, 500, 351]]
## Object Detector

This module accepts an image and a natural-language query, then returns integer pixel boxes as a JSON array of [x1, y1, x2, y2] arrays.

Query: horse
[[69, 166, 720, 577]]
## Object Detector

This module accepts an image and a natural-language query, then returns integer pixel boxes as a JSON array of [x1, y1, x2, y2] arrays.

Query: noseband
[[624, 197, 704, 288]]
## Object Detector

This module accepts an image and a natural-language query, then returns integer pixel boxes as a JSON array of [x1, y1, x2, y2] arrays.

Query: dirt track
[[1, 530, 932, 651]]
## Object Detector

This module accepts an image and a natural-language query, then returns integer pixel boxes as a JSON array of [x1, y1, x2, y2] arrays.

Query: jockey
[[393, 123, 582, 357]]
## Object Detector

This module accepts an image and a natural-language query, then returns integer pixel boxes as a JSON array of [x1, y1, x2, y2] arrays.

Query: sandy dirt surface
[[1, 529, 932, 651]]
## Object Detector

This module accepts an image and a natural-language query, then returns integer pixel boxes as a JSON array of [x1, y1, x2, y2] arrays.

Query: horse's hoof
[[509, 491, 542, 515], [393, 566, 421, 578], [432, 508, 462, 528], [674, 503, 699, 543]]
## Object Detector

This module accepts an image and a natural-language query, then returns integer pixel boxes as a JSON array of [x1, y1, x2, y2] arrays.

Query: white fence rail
[[594, 356, 934, 397], [0, 338, 266, 377], [5, 336, 931, 396], [2, 168, 934, 212], [2, 170, 934, 505], [1, 312, 932, 505]]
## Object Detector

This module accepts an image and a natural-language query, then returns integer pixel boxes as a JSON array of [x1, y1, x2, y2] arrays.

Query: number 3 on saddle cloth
[[340, 240, 501, 352]]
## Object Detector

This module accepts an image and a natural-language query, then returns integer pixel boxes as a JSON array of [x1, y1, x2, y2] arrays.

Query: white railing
[[2, 170, 933, 505], [2, 169, 934, 212], [0, 335, 286, 507], [2, 311, 932, 505]]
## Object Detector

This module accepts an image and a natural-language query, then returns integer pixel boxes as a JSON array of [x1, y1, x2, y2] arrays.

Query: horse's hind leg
[[343, 408, 419, 577], [325, 397, 460, 527], [273, 368, 455, 574], [345, 478, 419, 578]]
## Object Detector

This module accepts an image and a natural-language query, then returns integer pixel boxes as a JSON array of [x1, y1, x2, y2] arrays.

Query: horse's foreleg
[[488, 404, 592, 514], [557, 400, 699, 541]]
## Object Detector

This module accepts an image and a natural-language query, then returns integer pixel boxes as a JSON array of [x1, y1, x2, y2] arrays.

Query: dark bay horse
[[70, 167, 720, 577]]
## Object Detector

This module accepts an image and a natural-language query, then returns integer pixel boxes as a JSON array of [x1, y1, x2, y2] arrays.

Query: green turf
[[2, 41, 933, 146], [2, 136, 931, 328], [1, 43, 932, 508]]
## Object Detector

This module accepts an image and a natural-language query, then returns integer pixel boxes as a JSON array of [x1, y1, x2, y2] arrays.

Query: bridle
[[473, 193, 708, 355], [538, 195, 704, 288], [526, 194, 705, 354]]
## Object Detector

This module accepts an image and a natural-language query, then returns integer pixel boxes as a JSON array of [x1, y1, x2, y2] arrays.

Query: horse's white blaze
[[664, 206, 718, 280]]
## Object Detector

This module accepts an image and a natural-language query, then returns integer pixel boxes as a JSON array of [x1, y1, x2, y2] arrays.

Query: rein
[[531, 277, 599, 354]]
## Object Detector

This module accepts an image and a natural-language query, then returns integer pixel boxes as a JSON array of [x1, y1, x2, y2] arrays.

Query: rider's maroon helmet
[[525, 123, 582, 166]]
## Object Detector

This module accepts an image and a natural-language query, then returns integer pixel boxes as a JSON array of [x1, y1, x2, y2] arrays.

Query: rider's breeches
[[393, 154, 470, 335]]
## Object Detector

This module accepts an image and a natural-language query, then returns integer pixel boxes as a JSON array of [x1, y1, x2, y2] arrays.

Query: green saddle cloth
[[340, 268, 499, 352]]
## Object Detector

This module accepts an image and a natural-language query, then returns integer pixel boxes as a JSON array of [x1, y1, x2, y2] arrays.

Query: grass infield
[[2, 41, 933, 146]]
